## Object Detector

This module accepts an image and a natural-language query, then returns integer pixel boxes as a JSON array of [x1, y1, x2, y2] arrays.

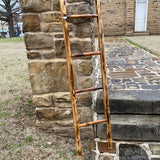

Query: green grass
[[26, 136, 35, 142], [0, 112, 8, 118], [125, 38, 160, 57], [0, 37, 24, 43], [124, 38, 143, 49]]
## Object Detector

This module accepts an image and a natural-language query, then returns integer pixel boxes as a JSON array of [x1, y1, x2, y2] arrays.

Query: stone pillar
[[20, 0, 94, 138], [125, 0, 135, 35]]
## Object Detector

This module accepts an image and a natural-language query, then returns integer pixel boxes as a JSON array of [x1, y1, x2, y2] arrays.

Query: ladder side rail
[[95, 0, 113, 149], [59, 0, 82, 157]]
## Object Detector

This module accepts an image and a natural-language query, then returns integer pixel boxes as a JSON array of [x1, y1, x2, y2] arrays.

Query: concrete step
[[125, 32, 150, 36], [96, 90, 160, 114], [97, 114, 160, 141]]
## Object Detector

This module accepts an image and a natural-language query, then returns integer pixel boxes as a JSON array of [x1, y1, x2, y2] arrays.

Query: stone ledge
[[96, 90, 160, 114], [97, 114, 160, 141]]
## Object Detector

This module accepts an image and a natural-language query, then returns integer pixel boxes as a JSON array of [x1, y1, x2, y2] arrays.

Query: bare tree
[[0, 0, 20, 37]]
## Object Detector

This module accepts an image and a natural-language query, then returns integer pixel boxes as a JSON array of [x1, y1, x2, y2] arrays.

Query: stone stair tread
[[96, 90, 160, 114], [97, 114, 160, 141]]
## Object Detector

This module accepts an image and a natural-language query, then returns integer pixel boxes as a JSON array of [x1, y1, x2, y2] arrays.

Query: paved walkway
[[98, 37, 160, 92], [126, 35, 160, 56]]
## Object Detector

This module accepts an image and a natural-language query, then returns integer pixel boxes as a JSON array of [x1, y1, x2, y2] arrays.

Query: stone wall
[[20, 0, 95, 138], [101, 0, 160, 36]]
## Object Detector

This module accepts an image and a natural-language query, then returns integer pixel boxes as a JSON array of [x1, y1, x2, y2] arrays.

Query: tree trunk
[[8, 13, 16, 37]]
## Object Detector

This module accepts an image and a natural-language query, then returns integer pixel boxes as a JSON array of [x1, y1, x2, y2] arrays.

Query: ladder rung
[[79, 119, 107, 128], [63, 14, 98, 19], [75, 86, 103, 94], [72, 51, 101, 58]]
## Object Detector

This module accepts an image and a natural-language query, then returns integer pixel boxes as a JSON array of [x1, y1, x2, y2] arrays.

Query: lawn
[[0, 37, 24, 43], [125, 36, 160, 57], [0, 39, 90, 160]]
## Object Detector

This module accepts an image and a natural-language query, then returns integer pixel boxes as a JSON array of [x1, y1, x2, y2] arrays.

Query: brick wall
[[101, 0, 126, 36], [101, 0, 160, 36], [147, 0, 160, 34], [20, 0, 94, 138]]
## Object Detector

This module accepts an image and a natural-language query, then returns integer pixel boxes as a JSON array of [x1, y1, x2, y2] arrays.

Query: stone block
[[20, 0, 59, 13], [42, 22, 63, 33], [76, 92, 92, 108], [99, 155, 114, 160], [36, 120, 73, 136], [54, 39, 65, 57], [22, 14, 41, 32], [54, 92, 92, 108], [97, 142, 116, 153], [52, 0, 60, 11], [36, 107, 92, 124], [91, 151, 96, 160], [55, 38, 92, 58], [28, 59, 69, 94], [41, 12, 61, 23], [78, 107, 92, 123], [24, 33, 53, 50], [90, 140, 96, 150], [75, 59, 92, 76], [70, 38, 92, 54], [77, 76, 93, 89], [67, 3, 91, 15], [149, 144, 160, 155], [119, 144, 149, 160], [27, 50, 57, 59], [36, 108, 72, 121], [32, 91, 92, 109], [73, 23, 92, 38], [40, 50, 55, 59], [67, 3, 91, 24], [33, 94, 54, 108], [37, 123, 94, 139], [27, 51, 40, 59], [54, 33, 64, 38], [79, 126, 94, 140], [53, 92, 71, 108]]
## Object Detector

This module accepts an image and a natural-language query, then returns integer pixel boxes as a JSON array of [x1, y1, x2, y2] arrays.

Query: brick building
[[101, 0, 160, 36]]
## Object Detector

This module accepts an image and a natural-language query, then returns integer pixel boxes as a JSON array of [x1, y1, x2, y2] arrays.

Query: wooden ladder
[[59, 0, 113, 157]]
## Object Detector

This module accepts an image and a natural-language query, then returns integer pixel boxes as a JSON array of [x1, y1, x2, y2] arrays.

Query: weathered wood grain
[[64, 14, 98, 19], [71, 51, 101, 58], [79, 119, 107, 127], [96, 0, 113, 149], [60, 0, 113, 157], [59, 0, 82, 158], [75, 86, 103, 94]]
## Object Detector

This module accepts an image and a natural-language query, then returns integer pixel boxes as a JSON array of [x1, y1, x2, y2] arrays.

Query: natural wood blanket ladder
[[59, 0, 113, 157]]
